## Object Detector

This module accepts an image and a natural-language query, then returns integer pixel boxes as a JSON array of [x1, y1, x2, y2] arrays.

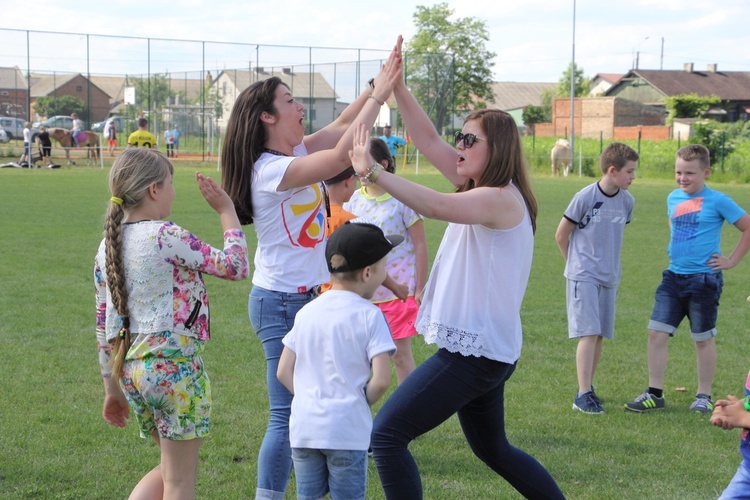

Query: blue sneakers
[[573, 391, 605, 414]]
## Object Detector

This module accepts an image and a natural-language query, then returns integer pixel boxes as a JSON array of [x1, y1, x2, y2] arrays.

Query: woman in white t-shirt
[[350, 78, 565, 499], [220, 37, 402, 500]]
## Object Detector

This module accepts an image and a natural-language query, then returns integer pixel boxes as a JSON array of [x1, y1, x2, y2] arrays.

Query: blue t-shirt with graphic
[[667, 186, 745, 274]]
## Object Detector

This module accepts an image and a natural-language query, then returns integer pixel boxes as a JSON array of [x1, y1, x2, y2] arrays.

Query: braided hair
[[104, 148, 173, 380]]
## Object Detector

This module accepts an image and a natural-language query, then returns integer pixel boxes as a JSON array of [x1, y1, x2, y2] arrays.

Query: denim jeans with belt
[[249, 285, 317, 499], [371, 348, 565, 500]]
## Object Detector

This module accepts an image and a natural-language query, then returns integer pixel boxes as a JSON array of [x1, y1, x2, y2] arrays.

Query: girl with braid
[[94, 148, 249, 499]]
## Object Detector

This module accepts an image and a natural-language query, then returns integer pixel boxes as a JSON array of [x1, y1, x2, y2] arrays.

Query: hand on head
[[349, 124, 375, 181]]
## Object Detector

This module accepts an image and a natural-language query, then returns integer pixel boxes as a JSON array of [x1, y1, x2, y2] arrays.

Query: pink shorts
[[377, 296, 419, 340]]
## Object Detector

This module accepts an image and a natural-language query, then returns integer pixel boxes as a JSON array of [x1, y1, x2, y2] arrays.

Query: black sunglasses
[[454, 131, 486, 149]]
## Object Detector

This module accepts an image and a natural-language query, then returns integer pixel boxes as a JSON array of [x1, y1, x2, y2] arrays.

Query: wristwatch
[[367, 78, 375, 90]]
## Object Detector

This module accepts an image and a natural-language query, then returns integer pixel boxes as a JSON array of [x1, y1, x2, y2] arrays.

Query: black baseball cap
[[326, 222, 403, 273]]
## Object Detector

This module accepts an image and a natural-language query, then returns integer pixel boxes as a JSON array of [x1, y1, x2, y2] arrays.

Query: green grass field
[[1, 160, 749, 499]]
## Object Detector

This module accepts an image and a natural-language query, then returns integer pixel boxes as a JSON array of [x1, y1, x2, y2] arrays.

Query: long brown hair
[[104, 148, 173, 380], [457, 109, 538, 233], [221, 76, 287, 225]]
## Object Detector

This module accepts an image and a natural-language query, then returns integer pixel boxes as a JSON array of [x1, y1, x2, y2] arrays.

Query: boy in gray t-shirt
[[555, 142, 639, 414]]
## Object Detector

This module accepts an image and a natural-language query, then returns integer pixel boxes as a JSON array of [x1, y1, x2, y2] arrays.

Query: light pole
[[569, 0, 576, 166], [634, 36, 649, 69]]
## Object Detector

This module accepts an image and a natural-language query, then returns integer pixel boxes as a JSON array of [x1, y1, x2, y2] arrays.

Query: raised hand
[[349, 124, 374, 181], [196, 172, 234, 214]]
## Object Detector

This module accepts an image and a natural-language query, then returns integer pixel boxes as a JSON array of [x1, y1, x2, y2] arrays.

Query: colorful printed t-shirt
[[251, 143, 329, 293], [667, 186, 745, 274]]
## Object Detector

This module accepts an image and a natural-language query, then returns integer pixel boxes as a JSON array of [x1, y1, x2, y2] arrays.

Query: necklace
[[263, 147, 288, 157]]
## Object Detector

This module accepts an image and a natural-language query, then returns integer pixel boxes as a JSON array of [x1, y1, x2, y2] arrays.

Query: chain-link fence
[[0, 29, 455, 161]]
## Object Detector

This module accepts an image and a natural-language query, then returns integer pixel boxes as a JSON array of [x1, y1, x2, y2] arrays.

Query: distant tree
[[33, 95, 85, 118], [692, 121, 735, 168], [556, 63, 591, 97], [522, 105, 550, 134], [127, 73, 174, 113], [407, 3, 496, 133], [665, 93, 721, 125]]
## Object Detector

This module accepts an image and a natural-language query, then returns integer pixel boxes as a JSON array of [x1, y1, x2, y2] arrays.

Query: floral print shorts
[[121, 355, 211, 440]]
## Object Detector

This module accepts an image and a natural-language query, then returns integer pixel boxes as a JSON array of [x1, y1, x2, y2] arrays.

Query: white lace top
[[94, 221, 249, 375], [416, 201, 533, 363]]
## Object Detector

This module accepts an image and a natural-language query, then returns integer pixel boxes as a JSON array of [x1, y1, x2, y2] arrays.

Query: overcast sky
[[2, 0, 748, 84]]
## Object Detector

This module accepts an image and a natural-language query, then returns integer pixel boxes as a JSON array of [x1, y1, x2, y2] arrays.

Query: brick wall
[[531, 96, 670, 140]]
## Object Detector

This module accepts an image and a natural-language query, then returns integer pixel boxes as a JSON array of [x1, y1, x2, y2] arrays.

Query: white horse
[[551, 139, 573, 177]]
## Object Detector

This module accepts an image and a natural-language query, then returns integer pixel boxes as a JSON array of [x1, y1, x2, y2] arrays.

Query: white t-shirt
[[416, 185, 533, 363], [344, 188, 423, 302], [251, 143, 329, 293], [283, 289, 396, 451]]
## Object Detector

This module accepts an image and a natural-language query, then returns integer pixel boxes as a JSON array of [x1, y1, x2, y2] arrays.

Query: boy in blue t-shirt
[[626, 144, 750, 413], [556, 142, 638, 414]]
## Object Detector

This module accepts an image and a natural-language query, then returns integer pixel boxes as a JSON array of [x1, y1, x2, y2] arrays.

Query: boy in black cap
[[277, 222, 401, 499]]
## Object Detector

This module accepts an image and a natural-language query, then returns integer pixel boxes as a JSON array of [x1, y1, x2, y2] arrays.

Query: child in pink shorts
[[345, 137, 428, 384]]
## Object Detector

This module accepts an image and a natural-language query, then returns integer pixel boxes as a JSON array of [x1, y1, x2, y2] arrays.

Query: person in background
[[127, 118, 157, 149], [625, 144, 750, 414], [36, 126, 54, 167], [555, 142, 638, 414], [70, 113, 84, 147], [172, 125, 182, 158], [345, 137, 427, 385], [380, 124, 406, 159], [165, 126, 175, 158]]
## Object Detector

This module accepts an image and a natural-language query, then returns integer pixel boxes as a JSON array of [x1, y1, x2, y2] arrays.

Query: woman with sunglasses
[[349, 80, 564, 499], [221, 38, 402, 500]]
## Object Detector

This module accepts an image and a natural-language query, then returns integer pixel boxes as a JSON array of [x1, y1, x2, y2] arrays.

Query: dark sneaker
[[590, 386, 603, 406], [689, 394, 714, 413], [624, 391, 665, 412], [573, 391, 605, 414]]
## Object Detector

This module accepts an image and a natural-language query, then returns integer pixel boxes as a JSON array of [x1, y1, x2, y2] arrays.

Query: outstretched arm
[[349, 125, 520, 229], [392, 80, 462, 186]]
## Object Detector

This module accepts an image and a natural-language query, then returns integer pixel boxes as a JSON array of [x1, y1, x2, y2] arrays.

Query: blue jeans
[[249, 285, 316, 499], [649, 270, 723, 341], [720, 460, 750, 499], [292, 448, 367, 500], [371, 348, 565, 500]]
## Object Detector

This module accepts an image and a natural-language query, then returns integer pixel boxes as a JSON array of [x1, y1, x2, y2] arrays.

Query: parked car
[[0, 126, 8, 143], [91, 115, 136, 135], [0, 117, 40, 142], [33, 115, 87, 131], [1, 117, 27, 140]]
